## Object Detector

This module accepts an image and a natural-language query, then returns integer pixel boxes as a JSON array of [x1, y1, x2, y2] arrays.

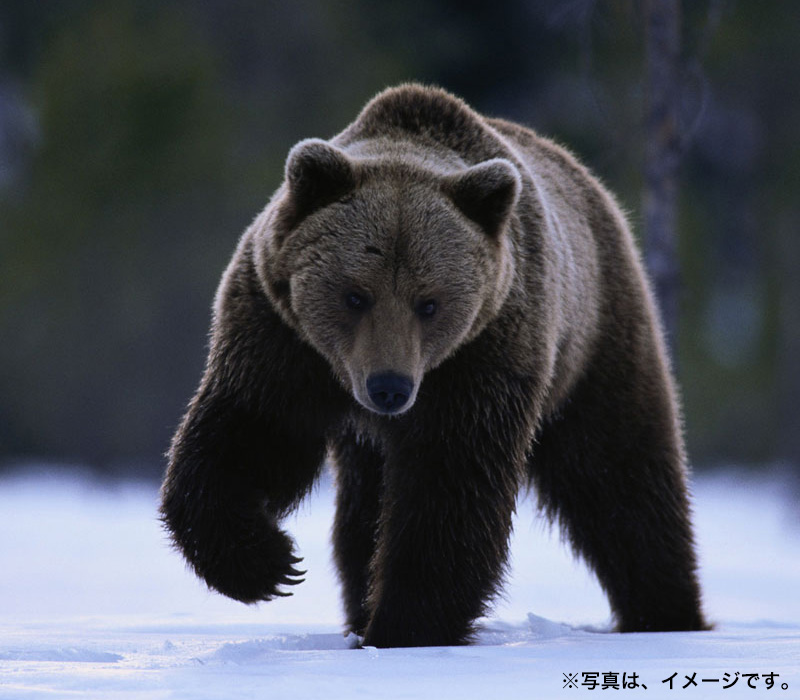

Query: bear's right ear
[[281, 139, 356, 228], [443, 159, 520, 239]]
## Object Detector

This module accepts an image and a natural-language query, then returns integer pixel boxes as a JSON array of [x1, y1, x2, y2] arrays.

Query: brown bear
[[160, 84, 707, 648]]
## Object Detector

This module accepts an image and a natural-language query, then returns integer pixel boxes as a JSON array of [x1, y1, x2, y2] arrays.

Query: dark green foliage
[[0, 3, 234, 470]]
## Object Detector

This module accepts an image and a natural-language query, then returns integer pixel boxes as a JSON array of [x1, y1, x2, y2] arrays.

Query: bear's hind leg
[[530, 359, 707, 633], [330, 428, 384, 636]]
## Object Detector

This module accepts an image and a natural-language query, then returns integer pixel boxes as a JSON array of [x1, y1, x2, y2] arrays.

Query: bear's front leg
[[362, 376, 534, 647], [161, 382, 328, 603], [330, 427, 385, 636], [160, 249, 344, 604]]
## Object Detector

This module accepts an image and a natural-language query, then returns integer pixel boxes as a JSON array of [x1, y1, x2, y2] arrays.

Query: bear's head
[[255, 139, 520, 415]]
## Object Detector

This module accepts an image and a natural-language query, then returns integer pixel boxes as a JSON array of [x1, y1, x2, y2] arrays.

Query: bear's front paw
[[194, 523, 306, 604]]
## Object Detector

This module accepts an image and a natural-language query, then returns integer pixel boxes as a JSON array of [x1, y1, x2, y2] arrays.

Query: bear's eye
[[415, 299, 437, 319], [345, 291, 370, 312]]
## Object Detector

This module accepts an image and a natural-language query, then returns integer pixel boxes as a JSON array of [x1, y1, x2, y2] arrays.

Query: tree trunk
[[776, 209, 800, 480], [643, 0, 682, 355]]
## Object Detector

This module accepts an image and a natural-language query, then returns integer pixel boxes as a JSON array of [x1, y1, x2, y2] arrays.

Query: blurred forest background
[[0, 0, 797, 480]]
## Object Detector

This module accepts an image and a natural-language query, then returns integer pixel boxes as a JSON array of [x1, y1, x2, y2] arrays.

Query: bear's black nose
[[366, 372, 414, 414]]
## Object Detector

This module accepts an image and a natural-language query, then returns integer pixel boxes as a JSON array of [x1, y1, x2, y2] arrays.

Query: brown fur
[[161, 84, 707, 647]]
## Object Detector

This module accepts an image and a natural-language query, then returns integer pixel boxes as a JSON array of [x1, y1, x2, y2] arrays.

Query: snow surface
[[1, 466, 799, 698]]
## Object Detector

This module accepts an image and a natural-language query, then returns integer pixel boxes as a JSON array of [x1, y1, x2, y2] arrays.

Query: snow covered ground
[[0, 466, 798, 698]]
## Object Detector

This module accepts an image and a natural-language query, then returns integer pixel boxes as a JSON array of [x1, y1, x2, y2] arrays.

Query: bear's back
[[336, 84, 508, 165]]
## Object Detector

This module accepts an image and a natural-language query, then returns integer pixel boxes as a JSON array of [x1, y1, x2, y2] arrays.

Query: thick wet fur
[[161, 84, 708, 647]]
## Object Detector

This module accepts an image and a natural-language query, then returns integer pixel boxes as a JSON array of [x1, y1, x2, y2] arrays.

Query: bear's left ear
[[443, 159, 520, 238], [282, 139, 357, 227]]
